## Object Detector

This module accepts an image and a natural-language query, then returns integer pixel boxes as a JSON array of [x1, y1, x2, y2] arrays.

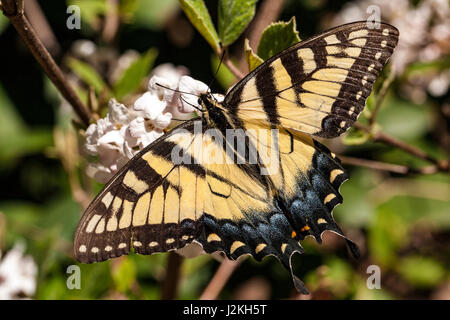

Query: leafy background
[[0, 0, 448, 299]]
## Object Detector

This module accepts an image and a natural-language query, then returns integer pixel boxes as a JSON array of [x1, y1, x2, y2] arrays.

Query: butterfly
[[74, 21, 399, 293]]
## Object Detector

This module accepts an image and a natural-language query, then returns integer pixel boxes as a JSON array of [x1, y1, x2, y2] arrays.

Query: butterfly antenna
[[180, 95, 203, 113], [207, 50, 226, 102], [154, 83, 199, 97]]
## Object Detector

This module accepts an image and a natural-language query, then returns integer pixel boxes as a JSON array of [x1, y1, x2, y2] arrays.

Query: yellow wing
[[224, 22, 399, 138]]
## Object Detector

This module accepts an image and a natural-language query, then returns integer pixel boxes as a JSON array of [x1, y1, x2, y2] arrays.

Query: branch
[[219, 48, 246, 80], [246, 0, 285, 49], [161, 252, 184, 299], [199, 258, 243, 300], [340, 155, 441, 175], [1, 0, 92, 127], [354, 122, 449, 172]]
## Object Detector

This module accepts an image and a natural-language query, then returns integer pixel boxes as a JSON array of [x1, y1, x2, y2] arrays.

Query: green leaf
[[179, 0, 220, 52], [257, 17, 301, 61], [244, 38, 263, 71], [113, 48, 158, 99], [218, 0, 258, 47], [342, 127, 370, 146], [66, 57, 111, 95], [0, 12, 9, 34], [397, 256, 446, 288], [111, 257, 137, 293], [133, 0, 179, 30]]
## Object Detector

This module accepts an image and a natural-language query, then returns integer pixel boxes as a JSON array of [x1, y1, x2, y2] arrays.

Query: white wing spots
[[123, 170, 149, 194], [230, 241, 245, 254], [375, 52, 382, 60], [133, 241, 142, 247], [281, 243, 288, 253], [91, 247, 99, 253], [85, 214, 102, 233], [356, 91, 363, 100], [368, 64, 375, 72], [95, 218, 106, 234], [101, 192, 114, 208], [105, 245, 113, 252], [381, 40, 387, 48], [118, 243, 127, 249], [330, 169, 344, 183], [207, 233, 221, 242], [331, 152, 336, 158], [339, 121, 346, 128], [149, 241, 158, 247], [362, 76, 368, 86], [349, 106, 355, 115], [317, 218, 327, 224], [166, 238, 175, 244], [182, 235, 189, 241], [324, 34, 340, 44], [79, 245, 87, 253], [255, 243, 267, 254], [382, 28, 390, 36], [324, 193, 337, 204]]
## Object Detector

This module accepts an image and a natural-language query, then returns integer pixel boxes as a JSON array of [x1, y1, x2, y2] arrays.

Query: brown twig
[[340, 155, 440, 175], [1, 0, 91, 127], [102, 0, 120, 44], [219, 48, 246, 80], [24, 0, 60, 56], [246, 0, 285, 50], [354, 122, 449, 172], [238, 0, 285, 72], [199, 258, 243, 300], [161, 252, 184, 299]]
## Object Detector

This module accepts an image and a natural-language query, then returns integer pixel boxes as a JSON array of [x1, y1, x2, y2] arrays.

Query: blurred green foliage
[[0, 0, 448, 300]]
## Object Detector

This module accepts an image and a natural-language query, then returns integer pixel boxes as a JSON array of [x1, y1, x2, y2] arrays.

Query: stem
[[354, 122, 449, 172], [246, 0, 285, 49], [161, 252, 184, 299], [340, 155, 440, 175], [1, 0, 91, 127], [199, 258, 242, 300], [219, 48, 246, 80]]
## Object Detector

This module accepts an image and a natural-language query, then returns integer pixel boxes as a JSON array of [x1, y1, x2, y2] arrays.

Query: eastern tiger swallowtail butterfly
[[74, 21, 399, 294]]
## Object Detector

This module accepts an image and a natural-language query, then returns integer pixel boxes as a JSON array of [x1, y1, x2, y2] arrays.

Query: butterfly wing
[[75, 120, 298, 264], [224, 21, 399, 138]]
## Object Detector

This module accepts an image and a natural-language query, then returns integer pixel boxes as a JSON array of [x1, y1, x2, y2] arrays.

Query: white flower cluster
[[85, 63, 221, 183], [330, 0, 450, 99], [0, 243, 37, 299]]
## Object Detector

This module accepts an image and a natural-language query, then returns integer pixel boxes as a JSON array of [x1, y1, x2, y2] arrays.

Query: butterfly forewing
[[224, 22, 399, 138]]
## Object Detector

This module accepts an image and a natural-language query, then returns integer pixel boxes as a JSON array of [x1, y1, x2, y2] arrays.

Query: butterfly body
[[75, 22, 399, 293]]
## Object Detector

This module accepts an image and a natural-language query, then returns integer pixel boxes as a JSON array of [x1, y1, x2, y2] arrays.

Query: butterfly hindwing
[[224, 22, 399, 138]]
